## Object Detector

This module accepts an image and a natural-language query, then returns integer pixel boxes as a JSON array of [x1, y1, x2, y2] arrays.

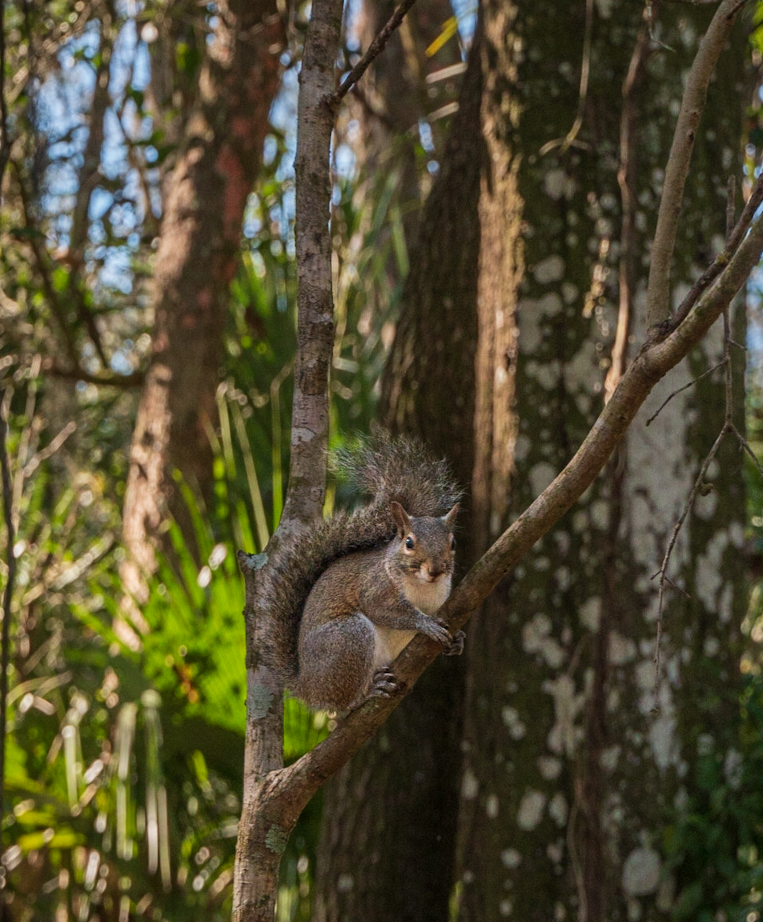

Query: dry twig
[[326, 0, 420, 109]]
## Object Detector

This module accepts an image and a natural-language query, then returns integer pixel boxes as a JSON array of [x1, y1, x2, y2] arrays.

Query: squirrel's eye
[[451, 536, 456, 550], [405, 536, 415, 550]]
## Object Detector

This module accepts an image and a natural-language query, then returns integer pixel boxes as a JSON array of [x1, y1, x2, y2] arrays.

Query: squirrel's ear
[[390, 501, 412, 535], [444, 503, 460, 527]]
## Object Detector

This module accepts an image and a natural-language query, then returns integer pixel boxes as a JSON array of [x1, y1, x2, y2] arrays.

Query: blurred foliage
[[664, 674, 763, 922]]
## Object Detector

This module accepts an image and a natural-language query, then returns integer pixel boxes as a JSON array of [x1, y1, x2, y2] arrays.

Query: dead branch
[[538, 0, 594, 156], [645, 360, 724, 426], [606, 21, 650, 401]]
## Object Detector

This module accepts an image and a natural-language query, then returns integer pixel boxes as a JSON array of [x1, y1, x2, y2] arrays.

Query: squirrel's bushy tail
[[262, 430, 462, 686]]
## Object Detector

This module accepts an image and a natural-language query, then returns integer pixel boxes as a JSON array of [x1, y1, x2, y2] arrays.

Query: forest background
[[4, 0, 763, 920]]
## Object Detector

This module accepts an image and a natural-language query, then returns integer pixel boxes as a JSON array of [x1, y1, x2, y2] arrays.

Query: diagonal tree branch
[[646, 0, 749, 327], [245, 183, 763, 861]]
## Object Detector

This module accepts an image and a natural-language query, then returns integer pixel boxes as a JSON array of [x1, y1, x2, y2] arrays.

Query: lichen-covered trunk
[[120, 0, 285, 617], [454, 4, 748, 921]]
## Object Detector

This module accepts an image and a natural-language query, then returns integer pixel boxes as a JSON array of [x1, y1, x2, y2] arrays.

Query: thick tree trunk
[[454, 4, 748, 921], [349, 0, 462, 250], [120, 0, 285, 622]]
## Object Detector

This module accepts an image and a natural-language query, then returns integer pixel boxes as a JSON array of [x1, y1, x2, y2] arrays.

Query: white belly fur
[[372, 575, 452, 669], [373, 626, 417, 668]]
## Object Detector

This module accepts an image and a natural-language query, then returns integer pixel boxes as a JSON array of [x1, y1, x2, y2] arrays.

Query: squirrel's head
[[389, 501, 459, 582]]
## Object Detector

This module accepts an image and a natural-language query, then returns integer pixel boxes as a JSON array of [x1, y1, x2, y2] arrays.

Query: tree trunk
[[120, 0, 285, 625], [454, 4, 748, 921], [348, 0, 462, 251]]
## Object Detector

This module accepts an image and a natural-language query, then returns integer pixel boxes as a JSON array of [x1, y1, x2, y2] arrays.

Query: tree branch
[[249, 193, 763, 850], [326, 0, 420, 110], [669, 163, 763, 330], [231, 0, 343, 915], [0, 0, 10, 195], [46, 363, 145, 389], [646, 0, 748, 327]]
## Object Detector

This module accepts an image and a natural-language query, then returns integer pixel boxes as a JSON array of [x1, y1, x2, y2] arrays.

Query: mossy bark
[[455, 4, 748, 921]]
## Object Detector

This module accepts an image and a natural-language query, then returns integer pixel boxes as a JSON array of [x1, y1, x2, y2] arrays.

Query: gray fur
[[261, 431, 462, 705]]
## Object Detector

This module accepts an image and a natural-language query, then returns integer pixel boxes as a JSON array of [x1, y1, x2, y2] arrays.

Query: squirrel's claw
[[443, 629, 465, 656], [369, 668, 399, 699], [419, 617, 453, 647]]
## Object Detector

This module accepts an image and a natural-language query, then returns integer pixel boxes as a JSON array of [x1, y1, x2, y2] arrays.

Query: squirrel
[[262, 430, 465, 711]]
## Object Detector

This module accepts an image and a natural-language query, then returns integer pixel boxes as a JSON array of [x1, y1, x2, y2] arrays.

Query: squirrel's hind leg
[[296, 613, 376, 711]]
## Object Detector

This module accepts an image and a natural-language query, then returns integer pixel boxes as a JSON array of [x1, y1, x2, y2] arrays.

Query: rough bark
[[232, 0, 343, 916], [455, 3, 750, 921], [120, 0, 285, 623]]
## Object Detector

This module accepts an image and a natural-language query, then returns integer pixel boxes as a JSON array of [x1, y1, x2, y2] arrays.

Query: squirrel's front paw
[[420, 617, 453, 647], [443, 629, 465, 656]]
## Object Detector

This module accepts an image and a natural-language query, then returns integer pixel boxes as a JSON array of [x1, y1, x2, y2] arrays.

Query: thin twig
[[0, 388, 16, 861], [670, 166, 763, 331], [539, 0, 594, 157], [645, 360, 725, 426], [606, 22, 650, 402], [326, 0, 420, 109], [12, 163, 81, 369], [653, 281, 742, 706], [653, 423, 727, 708], [732, 423, 763, 479]]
